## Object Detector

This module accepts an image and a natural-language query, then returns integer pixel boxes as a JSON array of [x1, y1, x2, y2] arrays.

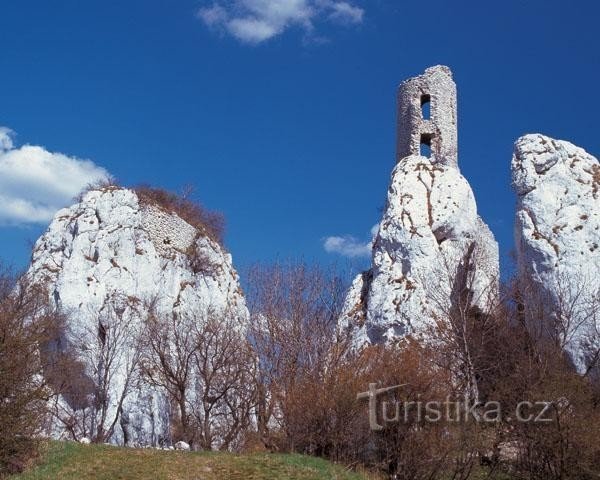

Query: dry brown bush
[[354, 340, 501, 480], [246, 262, 351, 453], [245, 261, 487, 477], [508, 365, 600, 480], [480, 276, 600, 480]]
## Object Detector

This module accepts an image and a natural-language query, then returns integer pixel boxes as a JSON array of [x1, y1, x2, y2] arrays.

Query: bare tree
[[245, 261, 353, 454], [140, 303, 197, 444], [189, 311, 256, 450], [0, 268, 61, 475], [516, 271, 600, 379], [141, 303, 256, 450], [46, 295, 143, 444], [423, 243, 501, 406]]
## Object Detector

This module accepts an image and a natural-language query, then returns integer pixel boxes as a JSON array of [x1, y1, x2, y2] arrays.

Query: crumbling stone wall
[[396, 65, 458, 167], [140, 204, 197, 256]]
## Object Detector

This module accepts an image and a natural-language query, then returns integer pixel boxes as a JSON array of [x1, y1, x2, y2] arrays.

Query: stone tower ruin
[[396, 65, 458, 167]]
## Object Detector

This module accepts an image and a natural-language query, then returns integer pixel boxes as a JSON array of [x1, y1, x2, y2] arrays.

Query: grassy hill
[[12, 441, 376, 480]]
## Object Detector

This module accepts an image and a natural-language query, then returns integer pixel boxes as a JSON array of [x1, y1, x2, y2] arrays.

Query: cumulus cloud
[[197, 0, 364, 44], [323, 224, 378, 259], [0, 128, 111, 225]]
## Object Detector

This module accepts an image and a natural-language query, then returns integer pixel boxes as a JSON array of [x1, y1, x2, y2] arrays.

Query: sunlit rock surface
[[27, 187, 247, 446], [513, 134, 600, 375]]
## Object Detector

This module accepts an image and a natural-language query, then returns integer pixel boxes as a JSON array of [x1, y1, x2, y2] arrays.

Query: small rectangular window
[[421, 94, 431, 120], [420, 133, 433, 157]]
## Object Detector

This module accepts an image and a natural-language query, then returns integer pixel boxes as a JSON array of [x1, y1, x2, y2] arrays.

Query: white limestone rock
[[513, 134, 600, 375], [340, 155, 499, 347], [174, 440, 191, 451], [27, 187, 247, 446]]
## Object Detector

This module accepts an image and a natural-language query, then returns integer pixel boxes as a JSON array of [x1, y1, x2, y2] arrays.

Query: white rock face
[[513, 134, 600, 375], [340, 156, 499, 346], [27, 187, 247, 446], [339, 66, 499, 347]]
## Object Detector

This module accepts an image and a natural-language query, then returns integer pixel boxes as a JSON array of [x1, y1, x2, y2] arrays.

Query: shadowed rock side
[[339, 66, 499, 347], [513, 134, 600, 376], [26, 187, 248, 446]]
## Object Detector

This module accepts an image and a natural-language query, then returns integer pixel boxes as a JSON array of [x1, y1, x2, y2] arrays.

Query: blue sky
[[1, 0, 599, 277]]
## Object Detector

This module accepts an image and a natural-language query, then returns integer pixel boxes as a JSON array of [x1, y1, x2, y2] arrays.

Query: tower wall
[[396, 65, 458, 167]]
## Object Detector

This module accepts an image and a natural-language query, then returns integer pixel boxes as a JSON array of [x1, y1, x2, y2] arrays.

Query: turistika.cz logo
[[357, 383, 555, 431]]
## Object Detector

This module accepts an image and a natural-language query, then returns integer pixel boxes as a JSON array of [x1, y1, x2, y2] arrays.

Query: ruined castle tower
[[396, 65, 458, 167], [338, 65, 499, 349]]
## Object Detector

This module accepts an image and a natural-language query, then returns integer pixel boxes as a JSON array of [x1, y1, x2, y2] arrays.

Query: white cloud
[[323, 223, 378, 259], [198, 4, 229, 26], [0, 128, 111, 225], [0, 128, 14, 151], [327, 1, 363, 24], [197, 0, 364, 45], [324, 235, 371, 258], [227, 17, 282, 43]]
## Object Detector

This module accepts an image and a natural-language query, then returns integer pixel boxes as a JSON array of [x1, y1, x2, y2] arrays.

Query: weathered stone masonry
[[140, 204, 197, 256], [396, 65, 458, 167]]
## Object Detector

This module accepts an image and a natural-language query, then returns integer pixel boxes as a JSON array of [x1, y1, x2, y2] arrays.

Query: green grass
[[12, 441, 375, 480]]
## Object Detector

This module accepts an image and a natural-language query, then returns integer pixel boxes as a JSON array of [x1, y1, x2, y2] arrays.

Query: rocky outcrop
[[513, 134, 600, 375], [27, 187, 247, 446], [339, 66, 499, 347], [340, 155, 499, 347]]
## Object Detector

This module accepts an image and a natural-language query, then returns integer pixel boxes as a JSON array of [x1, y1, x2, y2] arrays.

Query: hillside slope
[[13, 442, 373, 480]]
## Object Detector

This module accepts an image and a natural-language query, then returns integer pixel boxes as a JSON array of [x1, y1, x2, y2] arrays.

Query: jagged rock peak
[[513, 134, 600, 376], [339, 66, 499, 348], [27, 186, 247, 446]]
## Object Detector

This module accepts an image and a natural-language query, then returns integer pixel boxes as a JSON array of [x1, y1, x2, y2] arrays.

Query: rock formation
[[513, 134, 600, 376], [27, 186, 247, 446], [340, 66, 499, 347]]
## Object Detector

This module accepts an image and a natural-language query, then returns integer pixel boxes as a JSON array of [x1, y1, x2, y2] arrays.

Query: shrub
[[482, 278, 600, 480], [246, 262, 352, 455]]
